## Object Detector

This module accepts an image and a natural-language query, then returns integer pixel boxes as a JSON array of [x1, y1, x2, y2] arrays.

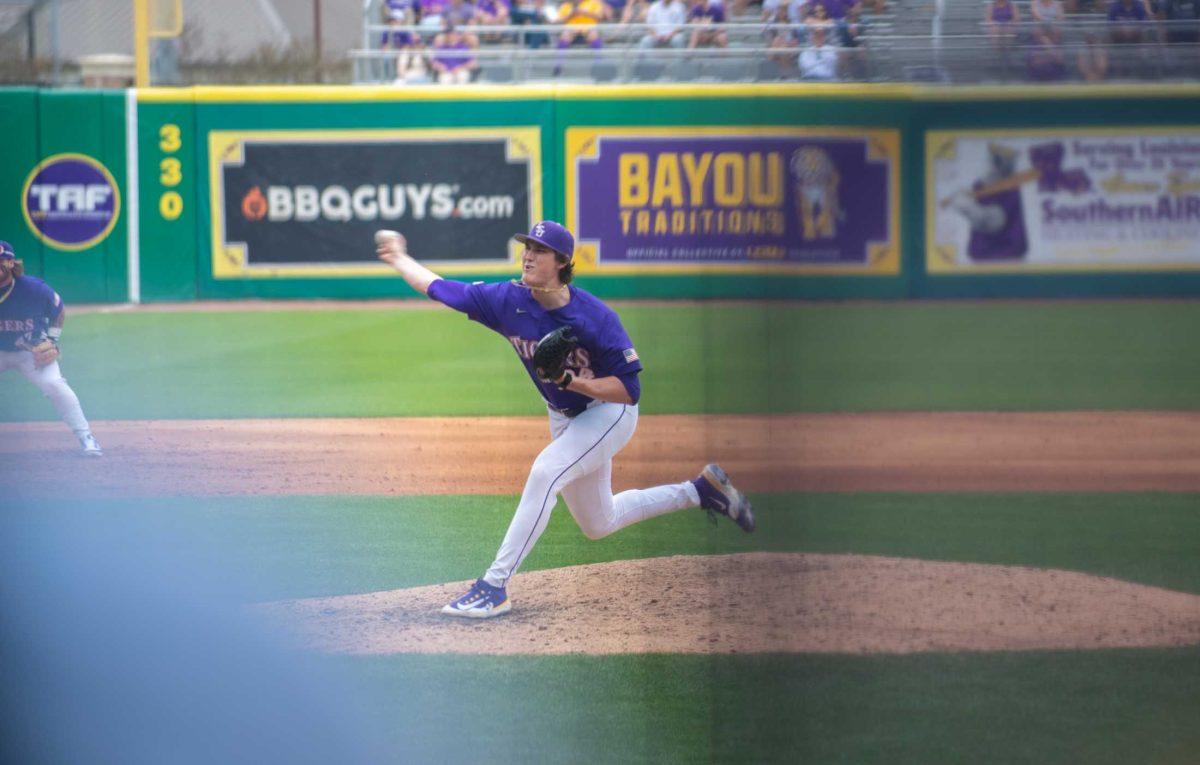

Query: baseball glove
[[533, 325, 578, 386], [17, 331, 59, 369]]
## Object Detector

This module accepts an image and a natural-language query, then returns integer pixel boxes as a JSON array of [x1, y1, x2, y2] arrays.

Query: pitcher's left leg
[[562, 462, 699, 540]]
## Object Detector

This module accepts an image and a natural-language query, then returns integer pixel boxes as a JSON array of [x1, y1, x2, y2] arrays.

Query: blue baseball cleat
[[694, 464, 755, 533], [441, 578, 512, 619]]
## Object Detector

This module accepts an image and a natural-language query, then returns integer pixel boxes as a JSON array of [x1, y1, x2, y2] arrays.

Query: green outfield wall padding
[[4, 84, 1200, 303], [0, 89, 128, 304], [138, 96, 200, 302]]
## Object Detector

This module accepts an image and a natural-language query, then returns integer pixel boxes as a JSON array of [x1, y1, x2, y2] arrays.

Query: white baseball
[[375, 229, 401, 245]]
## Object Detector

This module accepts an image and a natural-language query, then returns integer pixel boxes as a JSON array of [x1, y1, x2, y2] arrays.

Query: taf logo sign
[[22, 153, 121, 251]]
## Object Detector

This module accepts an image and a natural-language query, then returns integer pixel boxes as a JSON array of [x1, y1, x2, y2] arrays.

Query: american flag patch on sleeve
[[623, 348, 639, 363]]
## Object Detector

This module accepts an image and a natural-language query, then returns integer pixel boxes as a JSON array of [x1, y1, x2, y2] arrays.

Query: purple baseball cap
[[514, 220, 574, 260], [0, 241, 14, 260]]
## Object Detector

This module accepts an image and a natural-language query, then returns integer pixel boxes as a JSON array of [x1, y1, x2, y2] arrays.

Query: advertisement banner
[[565, 127, 900, 275], [927, 128, 1200, 273], [208, 128, 541, 278], [22, 153, 121, 252]]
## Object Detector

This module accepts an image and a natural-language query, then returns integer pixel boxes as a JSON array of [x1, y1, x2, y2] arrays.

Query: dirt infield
[[4, 411, 1200, 497], [9, 410, 1200, 656], [257, 552, 1200, 655]]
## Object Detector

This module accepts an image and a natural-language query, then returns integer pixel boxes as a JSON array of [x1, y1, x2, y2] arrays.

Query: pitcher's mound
[[257, 553, 1200, 655]]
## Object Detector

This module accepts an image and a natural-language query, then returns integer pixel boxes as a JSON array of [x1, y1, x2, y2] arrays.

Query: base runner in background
[[0, 241, 102, 456], [377, 221, 755, 619]]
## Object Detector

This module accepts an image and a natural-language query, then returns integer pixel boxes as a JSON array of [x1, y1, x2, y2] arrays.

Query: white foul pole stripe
[[125, 88, 141, 305]]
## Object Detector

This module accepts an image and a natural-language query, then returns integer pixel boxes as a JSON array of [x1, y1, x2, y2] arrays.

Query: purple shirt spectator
[[989, 0, 1016, 21], [434, 40, 475, 70], [382, 0, 419, 46], [384, 0, 417, 18], [476, 0, 512, 20], [812, 0, 850, 20], [383, 27, 419, 47], [689, 0, 725, 20], [1026, 25, 1067, 80]]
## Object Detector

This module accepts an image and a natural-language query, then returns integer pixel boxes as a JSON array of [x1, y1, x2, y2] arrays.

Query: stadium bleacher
[[353, 0, 1200, 85]]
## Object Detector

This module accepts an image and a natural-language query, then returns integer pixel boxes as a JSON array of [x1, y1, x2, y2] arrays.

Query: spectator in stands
[[688, 0, 728, 47], [420, 0, 451, 29], [1108, 0, 1148, 43], [760, 0, 801, 70], [384, 0, 418, 25], [383, 2, 429, 83], [603, 0, 630, 25], [1030, 0, 1066, 25], [759, 0, 797, 47], [430, 21, 480, 82], [639, 0, 689, 48], [556, 0, 611, 49], [786, 0, 810, 31], [837, 0, 870, 79], [1162, 0, 1199, 41], [985, 0, 1022, 52], [474, 0, 511, 42], [1076, 30, 1111, 79], [1026, 23, 1068, 79], [725, 0, 754, 21], [512, 0, 553, 47], [620, 0, 650, 23], [445, 0, 479, 27], [804, 1, 834, 29], [808, 0, 852, 21], [798, 22, 839, 78], [476, 0, 512, 24]]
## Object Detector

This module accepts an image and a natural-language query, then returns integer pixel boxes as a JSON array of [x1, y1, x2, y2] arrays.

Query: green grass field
[[4, 301, 1200, 419], [3, 300, 1199, 763], [11, 491, 1199, 762]]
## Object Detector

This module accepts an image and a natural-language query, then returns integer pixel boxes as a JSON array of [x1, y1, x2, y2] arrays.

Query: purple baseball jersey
[[0, 275, 63, 351], [427, 279, 643, 411]]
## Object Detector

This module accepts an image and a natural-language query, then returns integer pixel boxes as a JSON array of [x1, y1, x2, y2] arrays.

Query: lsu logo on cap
[[22, 153, 121, 251]]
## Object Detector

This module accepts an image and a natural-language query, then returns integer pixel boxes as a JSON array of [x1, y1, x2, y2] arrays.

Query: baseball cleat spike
[[695, 464, 755, 532]]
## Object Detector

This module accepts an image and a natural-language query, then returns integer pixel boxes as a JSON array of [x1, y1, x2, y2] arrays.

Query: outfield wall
[[2, 88, 129, 304], [5, 83, 1200, 303]]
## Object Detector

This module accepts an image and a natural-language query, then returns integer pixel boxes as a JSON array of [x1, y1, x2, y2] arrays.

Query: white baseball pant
[[0, 351, 92, 435], [484, 400, 701, 588]]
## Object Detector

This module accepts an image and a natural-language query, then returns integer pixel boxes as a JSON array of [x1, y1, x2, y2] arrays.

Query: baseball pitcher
[[377, 220, 754, 618], [0, 241, 102, 456]]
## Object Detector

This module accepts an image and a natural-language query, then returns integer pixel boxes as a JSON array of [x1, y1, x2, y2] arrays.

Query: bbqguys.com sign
[[22, 154, 121, 251], [210, 128, 542, 278]]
